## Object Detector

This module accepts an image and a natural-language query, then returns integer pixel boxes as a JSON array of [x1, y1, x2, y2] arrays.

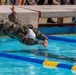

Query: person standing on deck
[[0, 0, 16, 5]]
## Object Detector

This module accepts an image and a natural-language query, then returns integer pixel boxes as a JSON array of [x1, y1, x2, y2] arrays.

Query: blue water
[[0, 35, 76, 75]]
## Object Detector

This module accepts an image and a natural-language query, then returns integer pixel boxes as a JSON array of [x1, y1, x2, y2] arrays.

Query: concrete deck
[[0, 5, 76, 28], [0, 5, 38, 28], [17, 5, 76, 26], [18, 5, 76, 18]]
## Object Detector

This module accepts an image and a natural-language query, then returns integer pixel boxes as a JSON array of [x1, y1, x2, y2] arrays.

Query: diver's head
[[26, 29, 36, 40]]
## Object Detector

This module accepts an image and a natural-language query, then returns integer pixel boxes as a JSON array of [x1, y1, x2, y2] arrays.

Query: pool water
[[0, 35, 76, 75]]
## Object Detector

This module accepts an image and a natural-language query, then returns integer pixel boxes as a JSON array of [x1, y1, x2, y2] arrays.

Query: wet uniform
[[1, 12, 48, 45]]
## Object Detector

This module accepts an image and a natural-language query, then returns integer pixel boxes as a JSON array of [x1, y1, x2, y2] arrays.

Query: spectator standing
[[0, 0, 1, 5], [0, 0, 16, 5], [75, 0, 76, 4], [26, 0, 37, 5], [60, 0, 66, 5], [0, 0, 6, 5], [37, 0, 45, 5], [15, 0, 26, 5], [53, 0, 60, 5]]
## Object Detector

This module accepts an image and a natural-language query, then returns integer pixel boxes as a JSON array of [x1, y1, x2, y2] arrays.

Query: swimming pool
[[0, 35, 76, 75]]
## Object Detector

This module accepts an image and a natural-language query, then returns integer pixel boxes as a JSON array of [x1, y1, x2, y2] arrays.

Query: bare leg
[[15, 0, 22, 5], [0, 0, 2, 5], [21, 0, 26, 5], [11, 5, 16, 12]]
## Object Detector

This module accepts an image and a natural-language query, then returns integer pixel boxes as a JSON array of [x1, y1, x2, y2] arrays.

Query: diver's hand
[[38, 39, 48, 47], [43, 39, 48, 47]]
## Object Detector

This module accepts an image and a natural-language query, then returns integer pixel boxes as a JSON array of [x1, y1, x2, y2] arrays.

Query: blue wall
[[0, 26, 76, 36], [38, 26, 76, 34]]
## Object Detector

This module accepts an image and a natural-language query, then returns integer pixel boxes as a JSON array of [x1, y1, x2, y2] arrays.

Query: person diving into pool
[[0, 6, 48, 47]]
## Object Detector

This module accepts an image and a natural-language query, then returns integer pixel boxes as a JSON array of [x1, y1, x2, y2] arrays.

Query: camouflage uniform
[[2, 12, 48, 45]]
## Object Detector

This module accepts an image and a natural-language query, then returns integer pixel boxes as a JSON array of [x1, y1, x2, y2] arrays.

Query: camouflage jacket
[[1, 12, 48, 45]]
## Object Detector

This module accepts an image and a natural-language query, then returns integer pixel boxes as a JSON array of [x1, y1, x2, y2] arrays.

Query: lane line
[[0, 52, 76, 71]]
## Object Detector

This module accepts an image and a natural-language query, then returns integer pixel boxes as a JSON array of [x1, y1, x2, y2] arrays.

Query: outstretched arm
[[33, 28, 48, 47], [18, 32, 48, 47], [17, 32, 39, 45], [33, 27, 48, 40], [22, 24, 48, 47]]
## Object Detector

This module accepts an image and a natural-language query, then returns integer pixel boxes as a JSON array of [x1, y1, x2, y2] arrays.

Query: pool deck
[[0, 5, 76, 28], [18, 5, 76, 27], [0, 5, 38, 28], [0, 5, 76, 35]]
